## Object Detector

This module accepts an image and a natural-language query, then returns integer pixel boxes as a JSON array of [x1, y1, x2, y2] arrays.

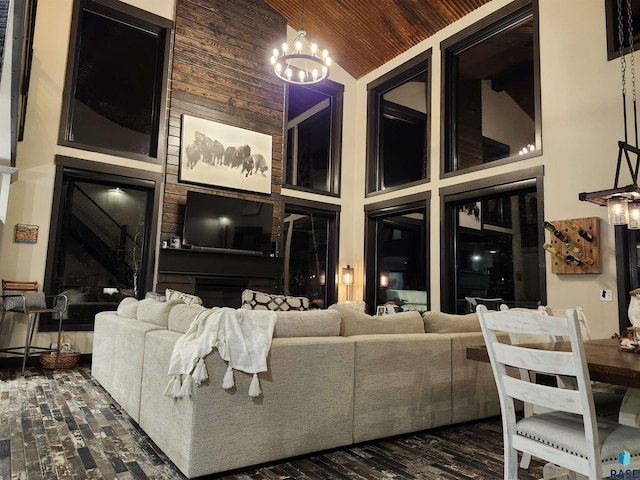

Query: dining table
[[466, 338, 640, 426]]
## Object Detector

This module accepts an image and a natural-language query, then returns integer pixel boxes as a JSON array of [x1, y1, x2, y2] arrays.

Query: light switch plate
[[600, 289, 613, 301]]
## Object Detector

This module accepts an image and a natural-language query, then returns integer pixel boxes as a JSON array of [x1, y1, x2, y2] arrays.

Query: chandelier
[[579, 0, 640, 229], [270, 0, 331, 85]]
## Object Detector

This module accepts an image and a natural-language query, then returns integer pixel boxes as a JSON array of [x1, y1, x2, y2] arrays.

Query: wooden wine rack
[[547, 217, 601, 275]]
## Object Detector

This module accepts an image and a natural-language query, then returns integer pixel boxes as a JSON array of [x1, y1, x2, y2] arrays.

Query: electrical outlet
[[600, 289, 613, 301]]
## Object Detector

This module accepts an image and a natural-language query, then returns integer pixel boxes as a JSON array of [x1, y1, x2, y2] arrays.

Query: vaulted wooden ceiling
[[263, 0, 492, 79]]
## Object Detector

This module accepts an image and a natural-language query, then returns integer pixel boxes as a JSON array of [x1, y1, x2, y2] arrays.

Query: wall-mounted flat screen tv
[[182, 191, 273, 255]]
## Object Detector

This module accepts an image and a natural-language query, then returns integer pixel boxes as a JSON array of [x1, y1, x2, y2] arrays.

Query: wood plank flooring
[[0, 365, 546, 479]]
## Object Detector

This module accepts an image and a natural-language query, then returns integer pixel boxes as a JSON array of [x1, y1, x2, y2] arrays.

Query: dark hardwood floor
[[0, 364, 546, 479]]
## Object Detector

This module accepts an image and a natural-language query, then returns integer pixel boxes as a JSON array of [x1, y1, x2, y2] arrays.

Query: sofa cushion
[[273, 309, 341, 337], [117, 297, 140, 319], [3, 291, 46, 311], [168, 303, 207, 333], [329, 304, 424, 336], [137, 298, 184, 327], [165, 288, 203, 306], [241, 289, 309, 311], [422, 311, 481, 333]]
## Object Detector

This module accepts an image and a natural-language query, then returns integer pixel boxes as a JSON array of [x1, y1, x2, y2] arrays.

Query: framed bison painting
[[179, 115, 273, 194]]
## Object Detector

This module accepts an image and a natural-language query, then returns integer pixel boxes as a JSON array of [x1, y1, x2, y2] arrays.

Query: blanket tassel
[[179, 374, 194, 397], [164, 375, 182, 398], [192, 358, 208, 385], [222, 365, 235, 390], [248, 373, 262, 397]]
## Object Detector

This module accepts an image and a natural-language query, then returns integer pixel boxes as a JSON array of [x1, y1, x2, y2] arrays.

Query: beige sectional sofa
[[92, 300, 501, 478]]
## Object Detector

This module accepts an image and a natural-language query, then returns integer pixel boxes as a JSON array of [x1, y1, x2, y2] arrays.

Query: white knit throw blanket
[[164, 307, 277, 398]]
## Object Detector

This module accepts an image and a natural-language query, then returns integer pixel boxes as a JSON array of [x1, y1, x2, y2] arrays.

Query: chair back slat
[[493, 342, 577, 377], [502, 376, 583, 414], [482, 309, 573, 338], [2, 280, 38, 292]]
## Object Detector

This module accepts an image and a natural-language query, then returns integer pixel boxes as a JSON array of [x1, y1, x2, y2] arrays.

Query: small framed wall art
[[15, 224, 38, 243]]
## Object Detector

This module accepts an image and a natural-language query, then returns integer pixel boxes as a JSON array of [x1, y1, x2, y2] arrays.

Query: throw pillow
[[117, 297, 140, 320], [422, 311, 481, 333], [273, 309, 341, 337], [241, 289, 309, 311], [3, 291, 47, 311], [329, 304, 424, 336], [165, 288, 203, 306], [145, 291, 167, 302]]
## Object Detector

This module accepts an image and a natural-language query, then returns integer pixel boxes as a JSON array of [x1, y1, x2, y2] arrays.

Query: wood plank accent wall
[[161, 0, 286, 245]]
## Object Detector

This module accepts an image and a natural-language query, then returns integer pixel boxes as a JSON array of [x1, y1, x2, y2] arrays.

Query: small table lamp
[[341, 265, 354, 300]]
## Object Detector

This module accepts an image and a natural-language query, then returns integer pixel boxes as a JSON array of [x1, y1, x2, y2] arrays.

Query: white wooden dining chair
[[477, 305, 640, 479], [540, 306, 627, 416]]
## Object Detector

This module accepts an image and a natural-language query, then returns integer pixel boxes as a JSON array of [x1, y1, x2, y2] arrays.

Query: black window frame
[[440, 0, 541, 177], [284, 79, 344, 196], [41, 155, 162, 331], [281, 196, 340, 307], [440, 165, 546, 313], [366, 50, 431, 196], [364, 192, 430, 313], [58, 0, 172, 163], [606, 0, 640, 61]]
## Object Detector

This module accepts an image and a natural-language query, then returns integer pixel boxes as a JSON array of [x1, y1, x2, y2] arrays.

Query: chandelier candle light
[[270, 0, 331, 85]]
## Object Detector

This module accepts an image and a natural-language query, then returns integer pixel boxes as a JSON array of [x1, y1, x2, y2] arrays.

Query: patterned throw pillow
[[3, 291, 47, 311], [241, 289, 309, 311], [165, 288, 203, 306]]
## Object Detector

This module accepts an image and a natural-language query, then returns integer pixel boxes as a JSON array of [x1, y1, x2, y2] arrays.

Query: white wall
[[0, 0, 628, 353]]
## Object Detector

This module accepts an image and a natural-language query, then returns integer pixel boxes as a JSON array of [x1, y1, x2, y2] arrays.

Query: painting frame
[[15, 224, 39, 243], [458, 202, 482, 230], [179, 114, 272, 194]]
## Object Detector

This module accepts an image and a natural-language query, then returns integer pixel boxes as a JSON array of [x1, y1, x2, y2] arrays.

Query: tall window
[[42, 157, 160, 331], [441, 168, 545, 313], [442, 0, 540, 175], [367, 51, 430, 194], [606, 0, 640, 60], [59, 0, 171, 163], [365, 194, 429, 313], [282, 198, 339, 308], [285, 80, 343, 195]]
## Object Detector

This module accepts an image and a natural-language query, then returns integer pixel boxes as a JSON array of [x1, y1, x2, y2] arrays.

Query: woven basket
[[39, 352, 81, 369]]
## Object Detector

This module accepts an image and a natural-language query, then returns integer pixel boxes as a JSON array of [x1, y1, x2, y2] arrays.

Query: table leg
[[619, 388, 640, 427]]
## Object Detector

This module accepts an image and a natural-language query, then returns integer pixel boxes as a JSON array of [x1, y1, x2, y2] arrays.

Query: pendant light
[[270, 0, 331, 85]]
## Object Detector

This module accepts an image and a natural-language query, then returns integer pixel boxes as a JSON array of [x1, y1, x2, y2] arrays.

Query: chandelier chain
[[618, 0, 627, 98], [301, 0, 305, 30], [627, 0, 636, 103]]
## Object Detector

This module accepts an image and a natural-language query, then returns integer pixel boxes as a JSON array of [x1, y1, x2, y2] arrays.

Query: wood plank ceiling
[[263, 0, 492, 79]]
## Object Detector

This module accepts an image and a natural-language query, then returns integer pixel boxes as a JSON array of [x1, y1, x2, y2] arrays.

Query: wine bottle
[[565, 242, 581, 255], [564, 219, 579, 231], [577, 228, 594, 242], [565, 255, 582, 266], [543, 221, 569, 242], [543, 243, 559, 256]]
